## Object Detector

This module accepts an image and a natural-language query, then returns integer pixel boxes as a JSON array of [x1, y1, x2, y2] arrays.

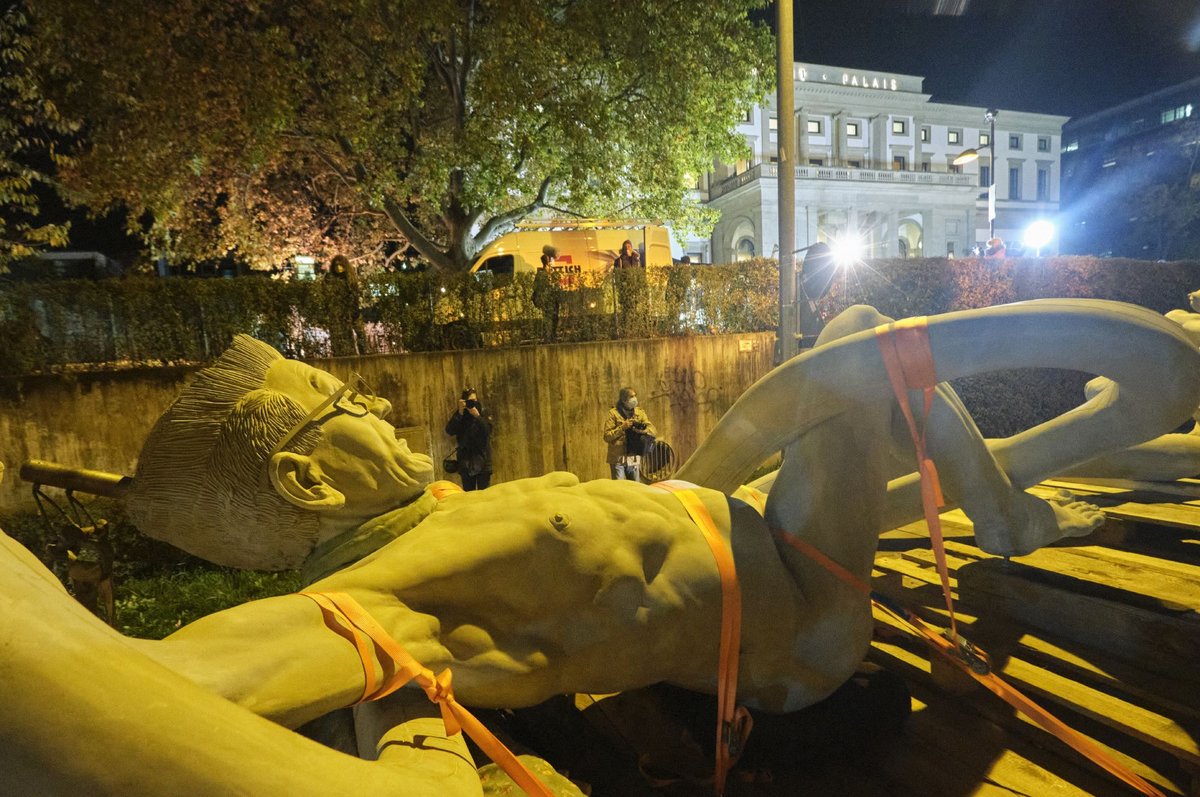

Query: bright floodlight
[[1023, 220, 1056, 254], [830, 233, 863, 267], [952, 148, 980, 166]]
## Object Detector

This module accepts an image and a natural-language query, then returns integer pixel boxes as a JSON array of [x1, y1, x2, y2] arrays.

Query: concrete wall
[[0, 333, 776, 515]]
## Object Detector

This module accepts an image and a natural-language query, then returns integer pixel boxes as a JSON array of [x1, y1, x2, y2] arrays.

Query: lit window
[[848, 160, 861, 168], [893, 155, 907, 170], [948, 130, 961, 145], [807, 119, 822, 134], [743, 109, 753, 124], [846, 121, 859, 137], [1063, 140, 1078, 153], [769, 117, 778, 131], [1037, 136, 1050, 152], [734, 238, 756, 261], [1009, 134, 1022, 149], [1161, 104, 1194, 124], [1102, 158, 1117, 168], [980, 133, 990, 146], [920, 126, 930, 142], [892, 119, 907, 135]]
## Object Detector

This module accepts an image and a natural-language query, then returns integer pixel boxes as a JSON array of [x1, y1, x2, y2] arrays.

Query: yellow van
[[469, 220, 673, 282]]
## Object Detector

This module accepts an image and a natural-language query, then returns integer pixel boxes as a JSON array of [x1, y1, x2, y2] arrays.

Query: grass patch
[[2, 499, 299, 639]]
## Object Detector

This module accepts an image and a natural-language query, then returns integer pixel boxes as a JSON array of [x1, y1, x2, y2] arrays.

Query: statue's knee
[[817, 305, 892, 345]]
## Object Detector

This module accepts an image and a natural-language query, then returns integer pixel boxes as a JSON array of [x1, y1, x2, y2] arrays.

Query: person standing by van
[[446, 388, 493, 490], [604, 386, 656, 481], [534, 246, 562, 341], [614, 240, 641, 269]]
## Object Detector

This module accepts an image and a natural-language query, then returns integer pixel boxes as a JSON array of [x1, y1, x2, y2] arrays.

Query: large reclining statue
[[4, 299, 1199, 795]]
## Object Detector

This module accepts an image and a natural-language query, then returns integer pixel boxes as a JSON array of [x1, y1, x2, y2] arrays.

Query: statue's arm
[[0, 530, 479, 796]]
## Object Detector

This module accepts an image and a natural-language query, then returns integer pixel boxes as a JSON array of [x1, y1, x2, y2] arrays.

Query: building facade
[[695, 63, 1068, 263], [1060, 76, 1200, 258]]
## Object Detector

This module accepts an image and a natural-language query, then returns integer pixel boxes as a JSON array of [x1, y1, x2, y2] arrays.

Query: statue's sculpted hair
[[127, 334, 322, 570]]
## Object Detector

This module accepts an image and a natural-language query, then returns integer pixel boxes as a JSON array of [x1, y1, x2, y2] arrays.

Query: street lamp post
[[953, 108, 998, 246]]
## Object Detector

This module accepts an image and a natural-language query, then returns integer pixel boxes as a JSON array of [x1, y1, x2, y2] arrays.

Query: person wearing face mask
[[603, 386, 657, 481], [446, 387, 494, 490]]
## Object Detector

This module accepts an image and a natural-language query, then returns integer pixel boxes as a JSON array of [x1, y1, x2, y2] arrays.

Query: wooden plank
[[903, 548, 1200, 673], [868, 635, 1182, 796], [868, 633, 1185, 792], [869, 606, 1200, 770], [995, 655, 1200, 767], [874, 547, 1200, 688], [874, 554, 1200, 712], [882, 696, 1115, 797], [1011, 546, 1200, 610]]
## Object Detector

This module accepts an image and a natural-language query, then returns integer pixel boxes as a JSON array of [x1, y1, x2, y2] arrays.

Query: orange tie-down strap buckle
[[298, 590, 555, 797], [866, 318, 1164, 797], [429, 479, 465, 501], [653, 479, 752, 797]]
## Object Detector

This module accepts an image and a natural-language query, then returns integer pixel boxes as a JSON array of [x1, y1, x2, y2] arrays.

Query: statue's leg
[[1059, 376, 1200, 480], [883, 381, 1105, 556], [682, 300, 1200, 553], [759, 307, 907, 709]]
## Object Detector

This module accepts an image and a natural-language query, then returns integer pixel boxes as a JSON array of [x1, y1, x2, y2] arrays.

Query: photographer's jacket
[[446, 407, 493, 477], [603, 404, 658, 465]]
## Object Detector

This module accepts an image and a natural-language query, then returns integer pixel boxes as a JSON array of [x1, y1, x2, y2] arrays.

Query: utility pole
[[776, 0, 798, 364]]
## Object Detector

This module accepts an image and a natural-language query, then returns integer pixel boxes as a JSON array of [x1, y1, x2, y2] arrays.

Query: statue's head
[[127, 335, 433, 570]]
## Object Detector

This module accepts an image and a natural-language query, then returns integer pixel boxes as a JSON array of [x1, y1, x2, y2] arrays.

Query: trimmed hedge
[[5, 254, 1200, 437], [816, 256, 1200, 319], [0, 259, 780, 374]]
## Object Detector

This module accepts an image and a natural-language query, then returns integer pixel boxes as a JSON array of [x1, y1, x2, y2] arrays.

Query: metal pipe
[[19, 460, 133, 499]]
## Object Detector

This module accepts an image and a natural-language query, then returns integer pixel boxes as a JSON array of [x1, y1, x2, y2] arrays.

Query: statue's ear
[[267, 452, 345, 511]]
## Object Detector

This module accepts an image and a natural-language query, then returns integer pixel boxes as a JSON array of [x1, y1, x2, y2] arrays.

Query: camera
[[466, 399, 480, 410]]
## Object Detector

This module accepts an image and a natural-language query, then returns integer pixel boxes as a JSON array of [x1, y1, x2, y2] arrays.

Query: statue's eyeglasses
[[268, 373, 383, 460]]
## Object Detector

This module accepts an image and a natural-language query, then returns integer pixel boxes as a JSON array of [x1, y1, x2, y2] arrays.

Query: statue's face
[[265, 359, 434, 514]]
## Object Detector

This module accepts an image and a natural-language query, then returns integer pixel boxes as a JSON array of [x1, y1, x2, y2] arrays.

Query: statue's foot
[[972, 489, 1104, 557]]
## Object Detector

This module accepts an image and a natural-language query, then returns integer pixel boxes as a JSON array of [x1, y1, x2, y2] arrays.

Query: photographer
[[445, 388, 493, 490], [603, 386, 657, 481]]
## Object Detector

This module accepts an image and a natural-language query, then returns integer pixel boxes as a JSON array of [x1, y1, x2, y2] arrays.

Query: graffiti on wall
[[649, 366, 726, 410]]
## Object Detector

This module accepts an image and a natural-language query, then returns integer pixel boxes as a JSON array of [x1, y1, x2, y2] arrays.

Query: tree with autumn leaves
[[0, 2, 75, 268], [28, 0, 772, 271]]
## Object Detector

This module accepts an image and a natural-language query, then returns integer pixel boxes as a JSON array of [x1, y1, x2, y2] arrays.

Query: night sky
[[786, 0, 1200, 119]]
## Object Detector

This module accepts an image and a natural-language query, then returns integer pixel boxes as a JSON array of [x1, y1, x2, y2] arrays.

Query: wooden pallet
[[556, 478, 1200, 795], [870, 477, 1200, 796]]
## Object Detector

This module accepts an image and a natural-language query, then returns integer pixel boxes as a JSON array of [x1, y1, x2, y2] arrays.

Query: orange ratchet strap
[[653, 479, 752, 797], [866, 318, 1164, 797], [874, 317, 959, 640], [298, 590, 554, 797]]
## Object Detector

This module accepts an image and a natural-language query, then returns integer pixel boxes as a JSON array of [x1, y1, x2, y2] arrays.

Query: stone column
[[831, 110, 843, 166], [870, 115, 887, 170], [912, 116, 923, 168], [797, 107, 809, 165]]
